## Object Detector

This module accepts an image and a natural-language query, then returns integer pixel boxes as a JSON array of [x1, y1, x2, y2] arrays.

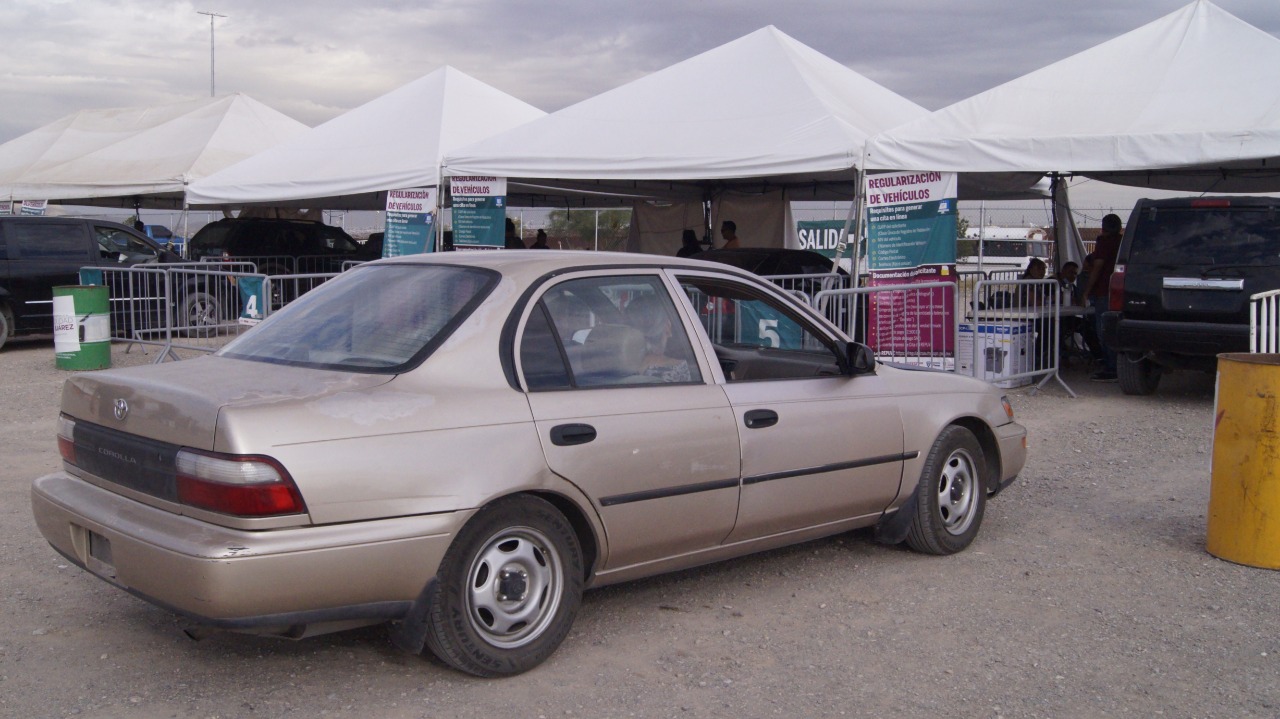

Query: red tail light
[[1109, 264, 1126, 312], [1190, 199, 1230, 208], [175, 449, 307, 517], [57, 415, 76, 463]]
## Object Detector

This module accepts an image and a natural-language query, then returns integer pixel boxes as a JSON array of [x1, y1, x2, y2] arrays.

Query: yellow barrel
[[1207, 352, 1280, 568]]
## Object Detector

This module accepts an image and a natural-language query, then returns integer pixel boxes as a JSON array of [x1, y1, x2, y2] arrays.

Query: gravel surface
[[3, 337, 1278, 718]]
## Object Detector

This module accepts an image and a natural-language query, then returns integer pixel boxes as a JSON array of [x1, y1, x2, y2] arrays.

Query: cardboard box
[[958, 321, 1033, 388]]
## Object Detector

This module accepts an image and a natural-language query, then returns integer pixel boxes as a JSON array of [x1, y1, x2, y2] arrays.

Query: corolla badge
[[113, 398, 129, 421]]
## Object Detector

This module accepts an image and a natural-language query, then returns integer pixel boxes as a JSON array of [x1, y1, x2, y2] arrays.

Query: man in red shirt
[[1082, 214, 1123, 381]]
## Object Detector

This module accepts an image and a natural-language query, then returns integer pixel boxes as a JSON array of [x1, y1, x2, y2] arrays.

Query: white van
[[958, 226, 1052, 273]]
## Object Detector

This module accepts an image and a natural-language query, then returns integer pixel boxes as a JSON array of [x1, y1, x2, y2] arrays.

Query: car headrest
[[579, 324, 647, 380]]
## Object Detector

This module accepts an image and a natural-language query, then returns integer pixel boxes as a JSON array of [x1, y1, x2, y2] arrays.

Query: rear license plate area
[[87, 530, 116, 579]]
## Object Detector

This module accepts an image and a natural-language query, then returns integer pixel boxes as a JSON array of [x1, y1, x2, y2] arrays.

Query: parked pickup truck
[[0, 217, 179, 349], [142, 224, 185, 253]]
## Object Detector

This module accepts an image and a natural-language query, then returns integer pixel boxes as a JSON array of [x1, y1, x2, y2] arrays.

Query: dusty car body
[[31, 250, 1026, 676]]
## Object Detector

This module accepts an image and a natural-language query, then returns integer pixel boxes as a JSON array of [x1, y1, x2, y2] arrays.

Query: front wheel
[[179, 291, 222, 338], [425, 496, 583, 677], [906, 425, 987, 555]]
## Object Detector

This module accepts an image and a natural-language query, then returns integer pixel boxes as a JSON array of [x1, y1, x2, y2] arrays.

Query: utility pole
[[196, 11, 226, 97]]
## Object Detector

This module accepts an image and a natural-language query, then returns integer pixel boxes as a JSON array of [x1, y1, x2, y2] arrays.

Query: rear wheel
[[1118, 354, 1162, 395], [425, 495, 583, 677], [906, 425, 987, 555], [0, 301, 13, 350]]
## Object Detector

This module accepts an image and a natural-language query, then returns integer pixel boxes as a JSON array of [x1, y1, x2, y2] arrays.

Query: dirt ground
[[3, 336, 1278, 719]]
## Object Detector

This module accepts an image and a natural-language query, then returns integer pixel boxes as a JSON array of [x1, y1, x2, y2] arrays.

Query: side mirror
[[845, 342, 876, 375]]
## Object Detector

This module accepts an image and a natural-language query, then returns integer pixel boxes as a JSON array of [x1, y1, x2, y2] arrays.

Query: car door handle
[[550, 423, 597, 446], [743, 409, 778, 429]]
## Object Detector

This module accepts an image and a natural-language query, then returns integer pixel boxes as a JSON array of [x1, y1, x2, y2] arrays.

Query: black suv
[[188, 218, 371, 274], [1102, 196, 1280, 395], [0, 217, 178, 348]]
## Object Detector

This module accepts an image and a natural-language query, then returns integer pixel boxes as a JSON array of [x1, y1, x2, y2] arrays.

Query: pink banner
[[866, 266, 957, 354]]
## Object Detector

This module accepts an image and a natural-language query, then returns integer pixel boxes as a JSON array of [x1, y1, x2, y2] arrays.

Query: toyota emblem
[[113, 398, 129, 421]]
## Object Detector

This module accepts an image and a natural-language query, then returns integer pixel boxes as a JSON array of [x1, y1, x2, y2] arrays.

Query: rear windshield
[[218, 264, 498, 373], [1128, 207, 1280, 266]]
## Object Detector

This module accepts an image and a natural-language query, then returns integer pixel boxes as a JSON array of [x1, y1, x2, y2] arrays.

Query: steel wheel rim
[[465, 526, 564, 649], [189, 298, 215, 326], [937, 448, 978, 535]]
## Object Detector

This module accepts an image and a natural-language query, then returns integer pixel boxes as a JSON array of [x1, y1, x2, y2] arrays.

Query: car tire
[[906, 425, 987, 555], [179, 291, 221, 338], [0, 301, 13, 350], [425, 495, 583, 677], [1118, 354, 1161, 396]]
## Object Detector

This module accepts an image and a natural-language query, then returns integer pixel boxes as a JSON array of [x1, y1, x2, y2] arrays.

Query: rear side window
[[9, 223, 87, 259], [190, 223, 233, 257], [1128, 207, 1280, 266]]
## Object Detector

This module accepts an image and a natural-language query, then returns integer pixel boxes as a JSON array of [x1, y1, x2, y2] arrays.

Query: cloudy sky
[[2, 0, 1278, 208]]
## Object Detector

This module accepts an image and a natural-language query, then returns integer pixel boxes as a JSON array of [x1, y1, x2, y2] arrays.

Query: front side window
[[678, 276, 842, 381], [95, 226, 157, 261], [219, 264, 496, 373], [520, 275, 702, 389]]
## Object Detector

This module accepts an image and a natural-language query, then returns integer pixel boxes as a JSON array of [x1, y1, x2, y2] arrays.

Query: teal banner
[[384, 188, 437, 256], [384, 213, 434, 256], [866, 199, 957, 270], [796, 220, 846, 259], [238, 276, 266, 325], [452, 195, 506, 248]]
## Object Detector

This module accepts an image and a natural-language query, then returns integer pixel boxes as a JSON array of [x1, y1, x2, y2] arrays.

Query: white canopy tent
[[186, 66, 546, 211], [864, 0, 1280, 193], [0, 94, 308, 209], [444, 26, 1041, 254]]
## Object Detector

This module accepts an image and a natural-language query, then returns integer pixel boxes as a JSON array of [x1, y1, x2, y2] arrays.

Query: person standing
[[1082, 214, 1123, 382], [719, 220, 740, 249], [676, 229, 702, 257], [503, 218, 525, 249], [530, 229, 549, 249]]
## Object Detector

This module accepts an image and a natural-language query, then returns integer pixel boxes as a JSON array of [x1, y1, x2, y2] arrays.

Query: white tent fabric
[[186, 67, 545, 210], [443, 26, 929, 195], [864, 1, 1280, 192], [0, 94, 308, 208]]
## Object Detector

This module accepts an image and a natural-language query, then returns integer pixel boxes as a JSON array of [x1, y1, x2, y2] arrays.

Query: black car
[[0, 217, 179, 348], [188, 218, 372, 274], [692, 248, 843, 277], [1102, 196, 1280, 395]]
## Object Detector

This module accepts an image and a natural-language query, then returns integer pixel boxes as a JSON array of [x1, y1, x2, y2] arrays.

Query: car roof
[[368, 249, 762, 285]]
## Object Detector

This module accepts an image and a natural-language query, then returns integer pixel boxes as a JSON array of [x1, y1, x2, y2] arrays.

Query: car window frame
[[511, 268, 717, 392], [667, 268, 851, 383]]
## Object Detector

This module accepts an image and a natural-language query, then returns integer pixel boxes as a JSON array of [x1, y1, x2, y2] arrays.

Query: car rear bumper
[[31, 471, 469, 630], [1103, 313, 1248, 358]]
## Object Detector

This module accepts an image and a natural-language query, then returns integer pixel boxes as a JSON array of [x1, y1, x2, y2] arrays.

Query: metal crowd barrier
[[814, 282, 958, 371], [265, 273, 340, 313], [86, 263, 264, 362], [763, 273, 853, 327], [1250, 289, 1280, 352], [968, 278, 1073, 397]]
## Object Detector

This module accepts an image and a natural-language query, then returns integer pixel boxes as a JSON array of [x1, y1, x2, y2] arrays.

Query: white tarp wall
[[864, 1, 1280, 193], [0, 95, 308, 208]]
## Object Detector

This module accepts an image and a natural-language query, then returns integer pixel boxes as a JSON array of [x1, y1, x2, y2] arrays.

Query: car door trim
[[598, 477, 740, 507], [742, 451, 919, 486]]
